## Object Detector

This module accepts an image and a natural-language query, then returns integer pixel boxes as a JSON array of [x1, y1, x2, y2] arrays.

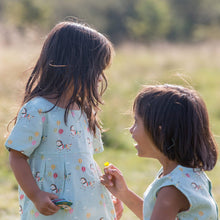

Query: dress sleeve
[[92, 128, 104, 154], [156, 168, 193, 208], [5, 101, 45, 157]]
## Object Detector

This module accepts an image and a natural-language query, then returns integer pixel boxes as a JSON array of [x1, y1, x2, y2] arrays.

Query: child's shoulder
[[168, 165, 203, 179], [22, 97, 53, 113], [161, 165, 208, 188]]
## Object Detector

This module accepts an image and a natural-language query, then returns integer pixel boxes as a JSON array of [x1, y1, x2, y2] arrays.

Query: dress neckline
[[37, 96, 81, 112]]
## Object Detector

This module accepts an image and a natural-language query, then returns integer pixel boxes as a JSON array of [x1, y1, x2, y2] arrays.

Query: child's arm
[[112, 197, 124, 220], [9, 149, 60, 216], [150, 185, 190, 220], [101, 164, 143, 220]]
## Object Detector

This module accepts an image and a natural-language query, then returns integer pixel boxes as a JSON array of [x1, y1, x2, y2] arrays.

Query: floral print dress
[[143, 165, 218, 219], [5, 97, 116, 220]]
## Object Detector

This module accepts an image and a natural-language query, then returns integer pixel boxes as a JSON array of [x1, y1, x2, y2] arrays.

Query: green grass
[[0, 40, 220, 219]]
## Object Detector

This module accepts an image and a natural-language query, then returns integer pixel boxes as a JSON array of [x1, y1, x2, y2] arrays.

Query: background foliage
[[1, 0, 220, 43]]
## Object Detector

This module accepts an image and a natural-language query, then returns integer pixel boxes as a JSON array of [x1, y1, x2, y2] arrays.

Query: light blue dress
[[5, 97, 116, 220], [143, 165, 218, 219]]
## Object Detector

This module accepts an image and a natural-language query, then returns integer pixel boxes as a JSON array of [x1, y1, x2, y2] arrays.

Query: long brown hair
[[133, 84, 218, 170], [18, 21, 114, 134]]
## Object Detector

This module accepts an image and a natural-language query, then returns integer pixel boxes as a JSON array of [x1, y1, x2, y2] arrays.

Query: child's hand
[[32, 190, 60, 216], [101, 164, 128, 199], [113, 197, 123, 220]]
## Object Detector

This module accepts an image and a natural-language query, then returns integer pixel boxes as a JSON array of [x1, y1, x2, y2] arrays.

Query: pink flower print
[[185, 173, 190, 178], [32, 140, 37, 145], [20, 194, 24, 200], [53, 173, 58, 179], [58, 129, 64, 134], [35, 212, 39, 217], [42, 116, 45, 123], [82, 166, 86, 172]]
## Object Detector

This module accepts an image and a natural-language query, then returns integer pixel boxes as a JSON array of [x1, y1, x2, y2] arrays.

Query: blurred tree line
[[1, 0, 220, 43]]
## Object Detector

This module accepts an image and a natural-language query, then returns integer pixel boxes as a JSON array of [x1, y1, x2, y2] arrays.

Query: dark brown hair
[[133, 84, 218, 170], [18, 21, 114, 134]]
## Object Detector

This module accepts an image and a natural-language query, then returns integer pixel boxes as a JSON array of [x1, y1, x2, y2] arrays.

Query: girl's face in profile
[[130, 113, 161, 159]]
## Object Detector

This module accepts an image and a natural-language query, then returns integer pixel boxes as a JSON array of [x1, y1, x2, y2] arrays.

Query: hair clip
[[49, 63, 67, 67], [167, 138, 175, 151]]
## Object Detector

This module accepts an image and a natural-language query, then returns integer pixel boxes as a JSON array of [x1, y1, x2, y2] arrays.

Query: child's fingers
[[100, 176, 114, 187], [34, 191, 60, 215], [103, 168, 123, 188], [46, 203, 60, 215], [49, 200, 60, 212], [113, 198, 123, 210], [116, 207, 123, 220], [48, 193, 58, 200], [36, 201, 60, 216], [104, 164, 122, 176], [113, 198, 124, 219], [48, 193, 60, 211], [104, 164, 116, 181], [106, 168, 123, 180], [104, 166, 111, 174]]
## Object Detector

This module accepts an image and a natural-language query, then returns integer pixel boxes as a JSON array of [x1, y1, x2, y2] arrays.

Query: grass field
[[0, 38, 220, 219]]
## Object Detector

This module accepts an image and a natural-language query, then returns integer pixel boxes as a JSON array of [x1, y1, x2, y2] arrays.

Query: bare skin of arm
[[101, 165, 143, 220], [9, 149, 60, 216], [150, 185, 190, 220]]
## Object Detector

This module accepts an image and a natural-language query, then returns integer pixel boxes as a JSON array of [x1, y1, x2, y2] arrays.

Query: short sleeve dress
[[5, 97, 116, 220], [143, 165, 219, 220]]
